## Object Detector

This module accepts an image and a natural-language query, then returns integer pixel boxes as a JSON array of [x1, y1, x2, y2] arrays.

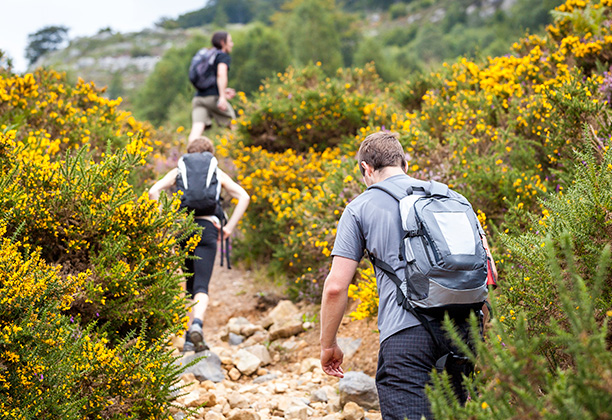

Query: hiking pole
[[219, 217, 225, 267], [225, 237, 231, 269]]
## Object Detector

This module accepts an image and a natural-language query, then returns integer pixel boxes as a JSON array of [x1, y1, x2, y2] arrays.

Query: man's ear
[[360, 161, 370, 176], [403, 160, 409, 173]]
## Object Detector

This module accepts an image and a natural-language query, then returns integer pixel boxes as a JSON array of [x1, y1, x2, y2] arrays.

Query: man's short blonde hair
[[357, 131, 405, 175], [187, 137, 215, 154]]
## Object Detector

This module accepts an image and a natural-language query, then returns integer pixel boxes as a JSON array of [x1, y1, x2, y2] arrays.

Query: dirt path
[[204, 259, 380, 376], [172, 257, 382, 420]]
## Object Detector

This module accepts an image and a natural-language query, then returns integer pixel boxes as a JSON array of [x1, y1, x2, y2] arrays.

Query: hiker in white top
[[149, 136, 249, 352]]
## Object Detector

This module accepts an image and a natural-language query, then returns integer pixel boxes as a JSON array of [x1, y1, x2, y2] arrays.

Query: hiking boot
[[183, 340, 196, 353], [188, 323, 204, 348], [194, 338, 209, 353], [183, 338, 209, 353]]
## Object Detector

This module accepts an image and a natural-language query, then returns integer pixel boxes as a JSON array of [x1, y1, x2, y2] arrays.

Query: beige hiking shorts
[[192, 96, 236, 127]]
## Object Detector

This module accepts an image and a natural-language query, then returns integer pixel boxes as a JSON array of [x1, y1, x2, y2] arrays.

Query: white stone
[[233, 349, 262, 375], [274, 382, 289, 394], [205, 411, 226, 420], [245, 344, 272, 366], [341, 402, 365, 420], [299, 357, 320, 374], [285, 405, 308, 420]]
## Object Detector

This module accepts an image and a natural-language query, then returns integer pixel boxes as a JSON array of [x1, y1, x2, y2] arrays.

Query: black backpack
[[189, 48, 219, 91], [176, 152, 221, 216]]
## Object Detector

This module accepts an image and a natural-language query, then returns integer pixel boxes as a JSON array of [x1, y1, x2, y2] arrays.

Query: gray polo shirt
[[331, 174, 483, 344]]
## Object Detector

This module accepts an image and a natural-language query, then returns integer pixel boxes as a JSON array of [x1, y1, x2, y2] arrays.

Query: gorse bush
[[0, 232, 188, 419], [0, 68, 151, 155], [0, 67, 199, 417], [238, 63, 388, 152], [0, 130, 195, 345], [500, 131, 612, 367]]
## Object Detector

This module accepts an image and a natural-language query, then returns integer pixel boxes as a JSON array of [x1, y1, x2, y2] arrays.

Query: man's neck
[[371, 166, 406, 184]]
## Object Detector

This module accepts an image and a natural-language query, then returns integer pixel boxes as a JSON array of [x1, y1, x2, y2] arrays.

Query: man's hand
[[225, 87, 236, 100], [321, 343, 345, 378]]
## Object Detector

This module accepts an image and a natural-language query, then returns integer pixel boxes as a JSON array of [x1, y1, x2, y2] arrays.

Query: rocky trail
[[169, 258, 383, 420]]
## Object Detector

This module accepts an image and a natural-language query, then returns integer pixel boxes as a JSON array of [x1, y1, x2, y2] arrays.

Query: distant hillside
[[32, 26, 209, 102], [31, 0, 563, 109]]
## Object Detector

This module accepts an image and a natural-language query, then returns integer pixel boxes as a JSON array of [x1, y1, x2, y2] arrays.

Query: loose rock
[[342, 402, 365, 420], [244, 344, 272, 366], [233, 349, 262, 375], [339, 372, 380, 411], [177, 351, 225, 383]]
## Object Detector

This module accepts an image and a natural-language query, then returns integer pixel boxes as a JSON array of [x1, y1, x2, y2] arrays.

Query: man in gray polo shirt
[[320, 131, 496, 420]]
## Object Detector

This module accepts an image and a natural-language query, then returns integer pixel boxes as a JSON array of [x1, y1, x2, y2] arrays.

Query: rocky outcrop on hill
[[32, 27, 199, 96], [171, 300, 380, 420]]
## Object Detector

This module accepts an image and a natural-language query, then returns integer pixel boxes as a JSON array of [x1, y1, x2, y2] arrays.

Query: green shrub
[[500, 131, 612, 364], [389, 3, 409, 20], [0, 131, 197, 344], [237, 63, 385, 152], [427, 236, 612, 419], [0, 233, 188, 419], [1, 66, 200, 417]]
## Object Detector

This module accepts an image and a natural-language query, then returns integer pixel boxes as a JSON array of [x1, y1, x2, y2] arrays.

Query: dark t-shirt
[[196, 51, 231, 97]]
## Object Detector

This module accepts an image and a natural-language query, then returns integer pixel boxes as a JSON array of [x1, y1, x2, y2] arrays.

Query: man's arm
[[148, 168, 178, 201], [320, 256, 359, 378], [216, 62, 229, 111], [481, 235, 498, 281]]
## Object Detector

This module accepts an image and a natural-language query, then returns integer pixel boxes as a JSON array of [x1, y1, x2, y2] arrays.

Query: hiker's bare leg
[[190, 292, 209, 323], [188, 122, 206, 143]]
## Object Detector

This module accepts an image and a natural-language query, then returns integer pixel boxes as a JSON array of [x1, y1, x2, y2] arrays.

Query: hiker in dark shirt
[[188, 31, 237, 143], [320, 131, 497, 420], [149, 137, 249, 351]]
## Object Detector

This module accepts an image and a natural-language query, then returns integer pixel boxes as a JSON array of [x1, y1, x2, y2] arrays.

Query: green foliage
[[0, 236, 188, 418], [427, 235, 612, 419], [162, 0, 286, 28], [500, 133, 612, 364], [389, 3, 409, 20], [133, 35, 208, 126], [25, 25, 69, 66], [0, 139, 197, 345], [231, 24, 292, 94], [277, 0, 344, 75], [237, 63, 384, 152], [1, 68, 199, 416]]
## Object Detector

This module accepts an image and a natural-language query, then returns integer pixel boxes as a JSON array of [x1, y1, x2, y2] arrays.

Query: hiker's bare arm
[[148, 168, 178, 201], [217, 63, 229, 111], [320, 256, 359, 378], [481, 234, 497, 323], [218, 169, 250, 239]]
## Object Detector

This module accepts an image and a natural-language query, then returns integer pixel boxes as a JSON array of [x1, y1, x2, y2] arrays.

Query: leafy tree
[[276, 0, 344, 75], [231, 24, 291, 94], [25, 25, 69, 66], [353, 36, 401, 81], [132, 36, 206, 125]]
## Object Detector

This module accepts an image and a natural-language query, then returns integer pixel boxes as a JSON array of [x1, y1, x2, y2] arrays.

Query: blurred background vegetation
[[29, 0, 565, 127]]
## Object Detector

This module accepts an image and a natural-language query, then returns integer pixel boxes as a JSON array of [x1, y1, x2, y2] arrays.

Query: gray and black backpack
[[367, 180, 488, 367], [189, 48, 219, 91], [176, 151, 222, 217]]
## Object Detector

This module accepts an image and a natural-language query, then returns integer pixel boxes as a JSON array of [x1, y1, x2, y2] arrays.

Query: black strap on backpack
[[217, 208, 231, 269], [366, 252, 469, 371]]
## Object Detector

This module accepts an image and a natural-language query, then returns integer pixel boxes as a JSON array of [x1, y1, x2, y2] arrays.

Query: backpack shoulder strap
[[428, 180, 449, 197], [367, 181, 407, 201]]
